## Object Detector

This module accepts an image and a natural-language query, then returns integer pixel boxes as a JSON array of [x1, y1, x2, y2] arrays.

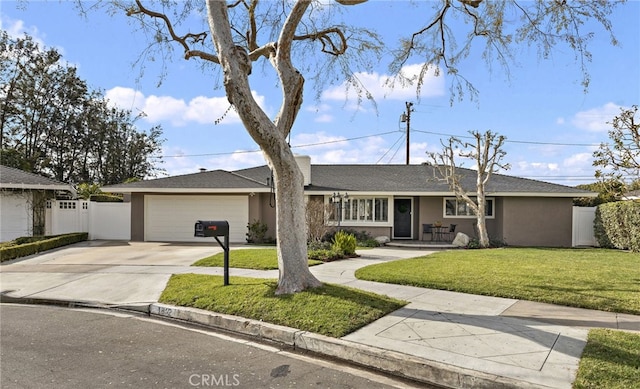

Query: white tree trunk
[[475, 189, 489, 248], [207, 1, 321, 294]]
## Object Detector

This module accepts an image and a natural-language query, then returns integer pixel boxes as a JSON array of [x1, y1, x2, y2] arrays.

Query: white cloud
[[321, 63, 445, 106], [104, 87, 268, 126], [571, 102, 623, 132], [1, 17, 45, 47], [562, 152, 594, 169]]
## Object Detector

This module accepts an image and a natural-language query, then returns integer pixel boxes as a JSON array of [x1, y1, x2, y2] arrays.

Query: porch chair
[[422, 224, 434, 241], [445, 224, 457, 241]]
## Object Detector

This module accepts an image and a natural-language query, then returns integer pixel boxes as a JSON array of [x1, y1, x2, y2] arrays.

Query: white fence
[[572, 206, 597, 247], [46, 200, 130, 241]]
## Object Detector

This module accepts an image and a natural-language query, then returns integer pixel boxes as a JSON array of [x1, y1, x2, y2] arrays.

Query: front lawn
[[159, 274, 406, 338], [354, 248, 640, 315], [192, 248, 323, 270], [573, 329, 640, 389]]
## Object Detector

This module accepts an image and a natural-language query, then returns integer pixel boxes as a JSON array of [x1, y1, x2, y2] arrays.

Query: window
[[59, 201, 77, 210], [444, 197, 494, 218], [329, 196, 389, 223]]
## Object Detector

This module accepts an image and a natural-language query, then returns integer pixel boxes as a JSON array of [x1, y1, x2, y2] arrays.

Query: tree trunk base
[[275, 275, 323, 295]]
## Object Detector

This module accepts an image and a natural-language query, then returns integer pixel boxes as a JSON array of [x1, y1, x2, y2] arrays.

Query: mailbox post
[[194, 220, 230, 286]]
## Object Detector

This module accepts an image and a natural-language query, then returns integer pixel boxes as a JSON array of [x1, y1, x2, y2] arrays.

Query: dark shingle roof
[[102, 163, 595, 197], [236, 164, 595, 196], [103, 169, 269, 191], [0, 165, 73, 190]]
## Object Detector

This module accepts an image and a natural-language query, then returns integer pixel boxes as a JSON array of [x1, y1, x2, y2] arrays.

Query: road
[[1, 304, 427, 389]]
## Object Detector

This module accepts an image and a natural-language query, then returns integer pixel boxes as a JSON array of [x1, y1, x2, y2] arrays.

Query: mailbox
[[194, 220, 230, 286], [194, 220, 229, 237]]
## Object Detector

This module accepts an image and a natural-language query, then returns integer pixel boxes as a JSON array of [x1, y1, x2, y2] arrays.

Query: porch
[[385, 240, 458, 250]]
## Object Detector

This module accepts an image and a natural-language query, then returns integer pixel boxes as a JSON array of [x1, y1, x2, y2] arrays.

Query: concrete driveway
[[0, 240, 224, 305]]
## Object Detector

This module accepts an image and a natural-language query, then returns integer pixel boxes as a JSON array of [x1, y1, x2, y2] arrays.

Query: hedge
[[0, 233, 88, 262], [594, 201, 640, 252]]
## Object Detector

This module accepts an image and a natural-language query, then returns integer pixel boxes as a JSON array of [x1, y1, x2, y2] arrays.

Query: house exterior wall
[[131, 193, 145, 241], [501, 197, 573, 247], [418, 196, 499, 241]]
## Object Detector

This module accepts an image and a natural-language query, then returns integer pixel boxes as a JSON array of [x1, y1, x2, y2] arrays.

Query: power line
[[160, 130, 398, 158], [412, 129, 603, 147]]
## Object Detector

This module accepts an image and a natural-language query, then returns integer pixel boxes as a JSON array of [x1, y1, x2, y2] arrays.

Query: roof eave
[[102, 187, 271, 194]]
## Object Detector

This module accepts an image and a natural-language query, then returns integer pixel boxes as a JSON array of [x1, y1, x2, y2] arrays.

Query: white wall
[[0, 192, 32, 242], [572, 206, 597, 247], [89, 202, 130, 240]]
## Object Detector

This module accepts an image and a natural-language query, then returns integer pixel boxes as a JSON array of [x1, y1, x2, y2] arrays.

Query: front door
[[393, 198, 412, 239]]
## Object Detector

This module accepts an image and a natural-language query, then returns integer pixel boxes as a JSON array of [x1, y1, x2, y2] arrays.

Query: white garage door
[[1, 192, 32, 242], [145, 195, 248, 243]]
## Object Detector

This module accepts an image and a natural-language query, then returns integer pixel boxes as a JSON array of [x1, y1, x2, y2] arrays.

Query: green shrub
[[332, 230, 357, 256], [465, 237, 507, 249], [594, 200, 640, 252], [308, 240, 332, 251], [0, 233, 88, 262], [90, 193, 123, 202], [308, 249, 343, 262], [322, 229, 379, 247], [246, 220, 269, 244]]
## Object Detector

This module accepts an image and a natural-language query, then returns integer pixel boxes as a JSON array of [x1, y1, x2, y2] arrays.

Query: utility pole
[[400, 102, 414, 165]]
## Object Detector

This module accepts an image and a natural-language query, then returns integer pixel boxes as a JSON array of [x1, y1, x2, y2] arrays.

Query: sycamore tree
[[593, 105, 640, 197], [427, 130, 509, 248], [84, 0, 622, 294]]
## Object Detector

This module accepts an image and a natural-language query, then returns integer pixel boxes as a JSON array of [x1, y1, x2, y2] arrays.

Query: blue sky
[[2, 1, 639, 186]]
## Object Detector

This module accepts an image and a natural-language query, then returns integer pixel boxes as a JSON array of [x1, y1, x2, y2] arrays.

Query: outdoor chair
[[445, 224, 457, 241], [422, 224, 434, 241]]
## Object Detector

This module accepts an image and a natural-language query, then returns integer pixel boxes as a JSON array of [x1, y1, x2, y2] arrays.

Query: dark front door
[[393, 198, 412, 239]]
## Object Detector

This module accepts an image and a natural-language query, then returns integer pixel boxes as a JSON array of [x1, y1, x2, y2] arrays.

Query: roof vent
[[199, 168, 207, 173]]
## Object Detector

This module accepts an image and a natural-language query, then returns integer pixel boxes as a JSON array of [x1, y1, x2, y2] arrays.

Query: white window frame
[[443, 197, 495, 219], [326, 195, 391, 226]]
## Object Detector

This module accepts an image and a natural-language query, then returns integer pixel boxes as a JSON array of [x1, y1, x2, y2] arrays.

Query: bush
[[594, 200, 640, 252], [308, 249, 343, 262], [246, 220, 269, 244], [322, 228, 379, 247], [308, 240, 332, 251], [465, 237, 507, 249], [0, 233, 88, 262], [332, 230, 357, 256]]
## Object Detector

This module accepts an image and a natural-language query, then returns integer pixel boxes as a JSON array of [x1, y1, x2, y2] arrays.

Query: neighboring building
[[0, 165, 76, 242], [103, 156, 597, 247]]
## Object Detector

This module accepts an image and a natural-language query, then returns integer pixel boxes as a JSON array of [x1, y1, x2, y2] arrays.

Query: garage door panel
[[145, 195, 248, 242]]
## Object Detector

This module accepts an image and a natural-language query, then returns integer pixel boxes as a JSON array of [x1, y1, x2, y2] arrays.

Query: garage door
[[145, 195, 248, 243]]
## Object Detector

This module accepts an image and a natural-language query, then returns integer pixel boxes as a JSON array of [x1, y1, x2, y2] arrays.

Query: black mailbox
[[194, 220, 231, 286], [194, 220, 229, 237]]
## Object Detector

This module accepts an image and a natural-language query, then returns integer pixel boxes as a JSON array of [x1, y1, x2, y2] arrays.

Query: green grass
[[159, 274, 407, 337], [354, 248, 640, 315], [573, 329, 640, 389], [192, 248, 323, 270]]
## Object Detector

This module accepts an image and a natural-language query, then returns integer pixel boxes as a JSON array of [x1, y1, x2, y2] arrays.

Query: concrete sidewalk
[[1, 241, 638, 389]]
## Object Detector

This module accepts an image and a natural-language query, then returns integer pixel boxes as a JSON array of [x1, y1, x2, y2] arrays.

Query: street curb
[[0, 293, 152, 314], [149, 303, 547, 389], [0, 294, 547, 389]]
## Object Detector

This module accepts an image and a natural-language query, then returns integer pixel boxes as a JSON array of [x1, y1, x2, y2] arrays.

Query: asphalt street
[[0, 304, 429, 389]]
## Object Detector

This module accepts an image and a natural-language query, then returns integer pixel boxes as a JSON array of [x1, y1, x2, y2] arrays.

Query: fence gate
[[572, 206, 597, 247]]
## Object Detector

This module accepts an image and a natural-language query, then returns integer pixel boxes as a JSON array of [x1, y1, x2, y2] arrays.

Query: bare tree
[[593, 105, 640, 197], [81, 0, 622, 293], [427, 130, 509, 248], [305, 198, 334, 243]]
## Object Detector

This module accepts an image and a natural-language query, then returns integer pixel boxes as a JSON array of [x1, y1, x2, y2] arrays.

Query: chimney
[[294, 155, 311, 186]]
